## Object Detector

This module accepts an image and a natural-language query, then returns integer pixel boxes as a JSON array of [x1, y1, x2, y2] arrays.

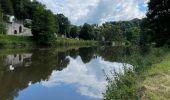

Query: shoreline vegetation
[[103, 0, 170, 99], [104, 47, 170, 100], [0, 35, 97, 48], [142, 52, 170, 99]]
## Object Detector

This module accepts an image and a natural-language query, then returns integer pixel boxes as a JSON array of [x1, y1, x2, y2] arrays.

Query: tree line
[[0, 0, 169, 47]]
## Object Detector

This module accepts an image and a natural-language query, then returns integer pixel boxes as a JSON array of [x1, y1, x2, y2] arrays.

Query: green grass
[[142, 52, 170, 100], [54, 37, 97, 46], [0, 35, 34, 48], [0, 35, 97, 48]]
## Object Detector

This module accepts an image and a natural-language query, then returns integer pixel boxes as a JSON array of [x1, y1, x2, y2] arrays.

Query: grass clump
[[104, 69, 138, 100]]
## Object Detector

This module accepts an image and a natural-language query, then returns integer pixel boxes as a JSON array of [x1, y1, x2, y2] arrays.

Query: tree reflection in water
[[0, 46, 127, 100]]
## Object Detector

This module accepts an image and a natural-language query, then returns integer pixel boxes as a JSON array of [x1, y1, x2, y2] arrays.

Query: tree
[[126, 27, 140, 44], [147, 0, 170, 46], [101, 23, 122, 42], [79, 23, 94, 40], [91, 24, 102, 41], [11, 0, 25, 19], [54, 15, 59, 35], [32, 6, 56, 45], [11, 0, 38, 20], [93, 28, 102, 41], [55, 14, 70, 37], [70, 26, 78, 38], [0, 0, 13, 15], [0, 6, 5, 34], [20, 0, 37, 19]]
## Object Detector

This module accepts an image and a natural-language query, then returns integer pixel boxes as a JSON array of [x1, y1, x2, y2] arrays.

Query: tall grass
[[104, 47, 169, 100], [0, 35, 97, 48], [54, 37, 97, 47]]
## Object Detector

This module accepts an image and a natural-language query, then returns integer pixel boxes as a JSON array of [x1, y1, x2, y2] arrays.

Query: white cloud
[[37, 0, 148, 25], [41, 56, 132, 99]]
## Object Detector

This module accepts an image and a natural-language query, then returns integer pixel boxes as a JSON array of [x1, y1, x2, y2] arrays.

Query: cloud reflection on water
[[42, 56, 132, 99]]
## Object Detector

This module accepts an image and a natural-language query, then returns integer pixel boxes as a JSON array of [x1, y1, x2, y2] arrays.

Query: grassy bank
[[0, 35, 97, 48], [0, 35, 34, 48], [54, 37, 97, 46], [104, 47, 170, 100], [142, 52, 170, 100]]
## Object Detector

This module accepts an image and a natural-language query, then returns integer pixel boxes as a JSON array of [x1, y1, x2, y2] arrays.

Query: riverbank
[[0, 35, 97, 48], [0, 35, 34, 48], [142, 52, 170, 99], [104, 47, 170, 100]]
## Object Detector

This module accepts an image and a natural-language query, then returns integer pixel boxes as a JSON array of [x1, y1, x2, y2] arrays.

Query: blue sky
[[37, 0, 149, 25]]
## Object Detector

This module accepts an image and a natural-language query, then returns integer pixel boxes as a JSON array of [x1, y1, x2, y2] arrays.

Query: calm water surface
[[0, 46, 128, 100]]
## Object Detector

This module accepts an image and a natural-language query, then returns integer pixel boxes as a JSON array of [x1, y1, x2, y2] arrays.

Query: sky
[[37, 0, 149, 25]]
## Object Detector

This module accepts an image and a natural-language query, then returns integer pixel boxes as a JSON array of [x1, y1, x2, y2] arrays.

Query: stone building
[[5, 15, 32, 36]]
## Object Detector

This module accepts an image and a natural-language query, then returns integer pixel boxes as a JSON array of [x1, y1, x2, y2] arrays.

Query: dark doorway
[[14, 54, 17, 58], [19, 26, 22, 33], [14, 30, 17, 34], [19, 55, 22, 61]]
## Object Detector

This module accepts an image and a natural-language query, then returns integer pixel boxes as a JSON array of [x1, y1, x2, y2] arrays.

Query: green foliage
[[55, 14, 71, 37], [111, 19, 141, 36], [0, 0, 13, 15], [92, 25, 102, 41], [139, 18, 152, 52], [0, 34, 96, 48], [11, 0, 34, 19], [54, 37, 96, 46], [79, 23, 95, 40], [70, 26, 79, 38], [147, 0, 170, 46], [104, 47, 169, 100], [32, 6, 56, 45], [0, 35, 34, 48], [102, 23, 123, 42], [76, 19, 141, 42], [105, 70, 138, 100], [0, 0, 44, 20], [126, 27, 140, 44], [0, 6, 5, 35]]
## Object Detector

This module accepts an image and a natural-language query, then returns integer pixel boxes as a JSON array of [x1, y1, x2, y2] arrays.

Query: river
[[0, 46, 129, 100]]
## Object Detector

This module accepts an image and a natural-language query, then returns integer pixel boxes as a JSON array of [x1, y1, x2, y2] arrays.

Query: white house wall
[[6, 22, 32, 36]]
